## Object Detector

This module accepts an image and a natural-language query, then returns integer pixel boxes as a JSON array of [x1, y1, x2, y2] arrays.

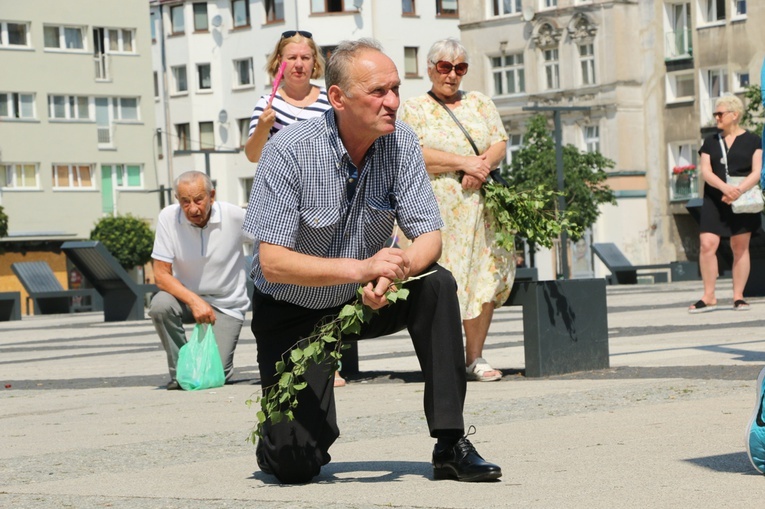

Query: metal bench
[[11, 261, 102, 315], [592, 242, 671, 285], [0, 291, 21, 321], [60, 241, 157, 322]]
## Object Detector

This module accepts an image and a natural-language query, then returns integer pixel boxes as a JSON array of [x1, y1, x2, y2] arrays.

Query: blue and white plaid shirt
[[243, 110, 443, 309]]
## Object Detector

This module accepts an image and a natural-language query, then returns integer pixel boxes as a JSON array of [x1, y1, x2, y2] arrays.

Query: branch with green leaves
[[482, 181, 581, 250], [246, 270, 436, 443]]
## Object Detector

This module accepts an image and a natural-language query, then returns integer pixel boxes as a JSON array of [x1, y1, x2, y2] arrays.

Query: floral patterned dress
[[400, 91, 515, 320]]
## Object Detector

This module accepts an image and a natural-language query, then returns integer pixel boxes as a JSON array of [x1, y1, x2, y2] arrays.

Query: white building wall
[[150, 0, 460, 206], [0, 0, 159, 240]]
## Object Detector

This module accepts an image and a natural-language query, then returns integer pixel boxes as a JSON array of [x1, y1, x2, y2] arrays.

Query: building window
[[404, 47, 418, 77], [542, 0, 557, 8], [436, 0, 458, 17], [111, 164, 143, 188], [735, 71, 750, 91], [265, 0, 285, 22], [0, 92, 35, 119], [241, 177, 254, 206], [104, 28, 135, 53], [1, 163, 38, 189], [232, 0, 250, 27], [193, 2, 208, 31], [151, 11, 158, 41], [0, 21, 30, 48], [665, 2, 692, 59], [311, 0, 360, 13], [197, 63, 212, 90], [43, 25, 86, 50], [403, 0, 416, 15], [199, 121, 215, 150], [578, 43, 596, 86], [170, 5, 185, 34], [114, 97, 139, 121], [543, 48, 559, 90], [176, 123, 190, 150], [666, 71, 695, 102], [669, 142, 699, 201], [153, 72, 159, 98], [48, 95, 90, 120], [492, 53, 525, 95], [504, 133, 523, 169], [52, 164, 94, 189], [701, 0, 725, 23], [493, 0, 521, 16], [583, 125, 600, 153], [238, 118, 250, 147], [734, 0, 746, 17], [172, 65, 188, 93], [234, 58, 253, 87], [701, 67, 728, 121]]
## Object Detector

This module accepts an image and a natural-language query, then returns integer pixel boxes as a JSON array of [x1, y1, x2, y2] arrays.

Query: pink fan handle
[[268, 62, 288, 105]]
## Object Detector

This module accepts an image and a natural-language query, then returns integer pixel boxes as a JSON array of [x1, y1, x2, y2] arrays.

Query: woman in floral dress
[[400, 38, 514, 381]]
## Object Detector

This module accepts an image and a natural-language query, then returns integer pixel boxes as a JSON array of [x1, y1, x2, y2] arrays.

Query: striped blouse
[[247, 86, 331, 138]]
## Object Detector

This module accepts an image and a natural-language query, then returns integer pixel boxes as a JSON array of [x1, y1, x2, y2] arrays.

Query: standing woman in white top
[[244, 30, 331, 163]]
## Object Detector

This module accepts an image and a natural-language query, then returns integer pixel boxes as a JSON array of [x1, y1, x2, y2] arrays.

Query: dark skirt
[[700, 194, 761, 237]]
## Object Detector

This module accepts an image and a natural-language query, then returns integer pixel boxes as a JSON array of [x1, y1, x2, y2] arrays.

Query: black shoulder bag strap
[[426, 90, 509, 187]]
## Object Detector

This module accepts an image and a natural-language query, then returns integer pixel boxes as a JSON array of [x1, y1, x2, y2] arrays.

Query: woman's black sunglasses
[[281, 30, 312, 39], [433, 60, 469, 76]]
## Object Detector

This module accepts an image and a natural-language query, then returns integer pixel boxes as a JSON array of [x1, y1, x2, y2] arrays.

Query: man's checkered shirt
[[242, 110, 443, 309]]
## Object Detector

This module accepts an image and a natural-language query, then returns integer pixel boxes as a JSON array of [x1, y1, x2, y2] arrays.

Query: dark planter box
[[670, 261, 700, 281]]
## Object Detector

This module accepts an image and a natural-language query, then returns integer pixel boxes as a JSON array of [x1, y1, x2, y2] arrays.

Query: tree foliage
[[741, 84, 764, 137], [506, 115, 616, 242], [0, 205, 8, 239], [90, 214, 154, 269]]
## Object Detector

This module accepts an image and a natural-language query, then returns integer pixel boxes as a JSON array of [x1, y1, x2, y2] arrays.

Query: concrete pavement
[[2, 280, 765, 508]]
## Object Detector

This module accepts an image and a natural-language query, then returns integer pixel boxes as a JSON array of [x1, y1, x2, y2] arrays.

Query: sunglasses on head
[[281, 30, 312, 39], [433, 60, 469, 76]]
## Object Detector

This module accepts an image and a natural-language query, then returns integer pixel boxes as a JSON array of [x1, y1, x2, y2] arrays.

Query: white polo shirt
[[152, 201, 249, 320]]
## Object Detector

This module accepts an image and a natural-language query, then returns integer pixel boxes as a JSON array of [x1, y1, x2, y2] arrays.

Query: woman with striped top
[[244, 30, 331, 163]]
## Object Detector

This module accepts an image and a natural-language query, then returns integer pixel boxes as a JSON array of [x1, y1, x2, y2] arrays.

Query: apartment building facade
[[459, 0, 765, 279], [0, 1, 159, 245], [149, 0, 460, 209]]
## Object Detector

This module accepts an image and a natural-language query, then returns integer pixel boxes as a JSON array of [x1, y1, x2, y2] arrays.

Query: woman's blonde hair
[[265, 33, 325, 80], [715, 94, 745, 121]]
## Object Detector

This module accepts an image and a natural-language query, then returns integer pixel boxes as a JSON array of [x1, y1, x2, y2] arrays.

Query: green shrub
[[0, 205, 7, 239], [90, 214, 154, 269]]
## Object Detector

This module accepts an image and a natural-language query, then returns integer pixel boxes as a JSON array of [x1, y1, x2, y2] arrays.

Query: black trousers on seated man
[[252, 263, 466, 484]]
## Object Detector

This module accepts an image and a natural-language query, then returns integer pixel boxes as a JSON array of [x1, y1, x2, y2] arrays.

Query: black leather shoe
[[166, 380, 181, 391], [432, 432, 502, 482], [256, 440, 274, 475]]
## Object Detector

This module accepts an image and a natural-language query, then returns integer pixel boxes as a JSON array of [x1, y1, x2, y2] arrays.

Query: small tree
[[90, 214, 154, 270], [0, 205, 8, 239], [507, 115, 617, 243], [741, 84, 764, 137]]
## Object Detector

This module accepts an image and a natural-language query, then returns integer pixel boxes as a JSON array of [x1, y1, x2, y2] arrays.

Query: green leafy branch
[[482, 181, 581, 250], [246, 270, 436, 443]]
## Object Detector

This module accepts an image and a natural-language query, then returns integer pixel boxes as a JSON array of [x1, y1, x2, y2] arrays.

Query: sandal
[[688, 300, 717, 314], [734, 299, 751, 311], [333, 371, 346, 388], [466, 358, 502, 382]]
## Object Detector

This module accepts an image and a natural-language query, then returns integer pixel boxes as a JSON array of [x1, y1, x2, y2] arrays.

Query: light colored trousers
[[149, 291, 242, 382]]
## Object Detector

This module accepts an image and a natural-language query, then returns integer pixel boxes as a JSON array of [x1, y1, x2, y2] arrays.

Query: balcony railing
[[670, 169, 699, 201], [665, 29, 692, 60], [94, 53, 110, 81]]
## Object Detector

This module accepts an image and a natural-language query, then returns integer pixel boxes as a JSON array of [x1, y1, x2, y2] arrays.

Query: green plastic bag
[[176, 324, 225, 391]]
